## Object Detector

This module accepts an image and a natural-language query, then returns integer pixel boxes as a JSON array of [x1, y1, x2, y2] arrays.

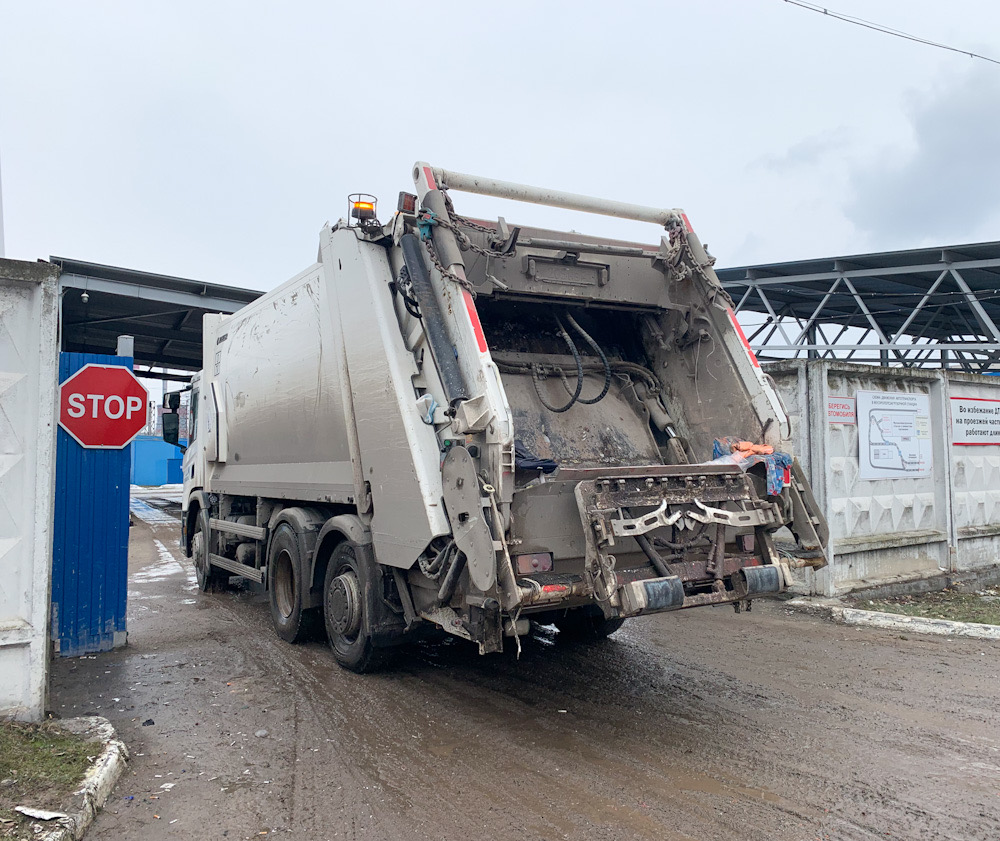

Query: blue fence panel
[[51, 352, 132, 657]]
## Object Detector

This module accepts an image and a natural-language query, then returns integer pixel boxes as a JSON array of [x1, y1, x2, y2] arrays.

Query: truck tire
[[555, 607, 625, 641], [192, 508, 227, 592], [323, 540, 386, 673], [268, 524, 320, 644]]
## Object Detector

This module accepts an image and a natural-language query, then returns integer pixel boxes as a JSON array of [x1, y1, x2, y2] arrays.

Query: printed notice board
[[857, 390, 932, 480], [951, 397, 1000, 445]]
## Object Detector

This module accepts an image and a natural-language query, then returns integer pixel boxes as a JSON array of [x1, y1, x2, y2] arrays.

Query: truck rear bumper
[[618, 563, 784, 617], [517, 560, 787, 618]]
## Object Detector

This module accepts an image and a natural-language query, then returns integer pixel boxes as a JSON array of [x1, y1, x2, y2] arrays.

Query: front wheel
[[324, 541, 386, 673], [192, 509, 227, 592], [554, 607, 625, 641]]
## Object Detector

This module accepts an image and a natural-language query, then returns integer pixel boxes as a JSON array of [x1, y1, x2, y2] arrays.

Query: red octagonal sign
[[59, 364, 149, 449]]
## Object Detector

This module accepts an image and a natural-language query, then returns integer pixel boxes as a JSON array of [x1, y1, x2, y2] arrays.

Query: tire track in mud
[[57, 519, 1000, 840], [214, 603, 837, 840], [200, 585, 1000, 840]]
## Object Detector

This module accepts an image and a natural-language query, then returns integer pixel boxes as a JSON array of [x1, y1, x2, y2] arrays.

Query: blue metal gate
[[51, 352, 132, 656]]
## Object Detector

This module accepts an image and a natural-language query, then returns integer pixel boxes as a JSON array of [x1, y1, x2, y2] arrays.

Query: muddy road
[[51, 499, 1000, 840]]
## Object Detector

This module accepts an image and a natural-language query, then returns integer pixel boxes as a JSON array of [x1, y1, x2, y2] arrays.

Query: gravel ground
[[50, 501, 1000, 841]]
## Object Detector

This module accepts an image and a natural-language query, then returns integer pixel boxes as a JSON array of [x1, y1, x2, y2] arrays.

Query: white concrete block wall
[[946, 372, 1000, 571], [768, 360, 1000, 595], [0, 259, 59, 720]]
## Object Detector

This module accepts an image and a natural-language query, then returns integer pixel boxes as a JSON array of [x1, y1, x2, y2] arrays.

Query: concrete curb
[[30, 717, 129, 841], [786, 598, 1000, 640]]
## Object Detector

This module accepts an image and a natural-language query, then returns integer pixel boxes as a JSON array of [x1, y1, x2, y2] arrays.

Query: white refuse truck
[[163, 163, 828, 672]]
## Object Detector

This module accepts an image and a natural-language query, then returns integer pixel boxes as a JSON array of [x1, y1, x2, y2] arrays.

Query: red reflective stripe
[[423, 166, 437, 191], [464, 289, 488, 352], [727, 309, 760, 368], [681, 212, 694, 233], [541, 584, 569, 593]]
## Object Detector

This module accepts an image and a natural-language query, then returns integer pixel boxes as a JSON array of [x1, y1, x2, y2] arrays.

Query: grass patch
[[0, 721, 98, 838], [852, 585, 1000, 626]]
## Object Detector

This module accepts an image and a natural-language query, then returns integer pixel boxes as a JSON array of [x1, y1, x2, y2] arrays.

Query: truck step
[[210, 518, 267, 541], [209, 552, 264, 583]]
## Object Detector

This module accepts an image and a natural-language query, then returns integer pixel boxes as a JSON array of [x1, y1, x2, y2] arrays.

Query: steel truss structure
[[717, 242, 1000, 372]]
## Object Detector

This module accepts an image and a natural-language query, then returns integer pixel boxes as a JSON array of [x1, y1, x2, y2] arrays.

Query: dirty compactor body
[[171, 163, 828, 671]]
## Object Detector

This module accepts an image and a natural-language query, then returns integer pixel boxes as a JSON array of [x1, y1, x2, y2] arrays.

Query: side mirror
[[164, 391, 181, 411], [163, 412, 183, 450]]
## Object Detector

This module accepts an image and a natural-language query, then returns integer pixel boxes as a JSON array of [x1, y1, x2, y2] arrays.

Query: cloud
[[757, 128, 851, 171], [845, 66, 1000, 244]]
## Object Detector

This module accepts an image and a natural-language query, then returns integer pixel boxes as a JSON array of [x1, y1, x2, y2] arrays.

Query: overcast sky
[[2, 0, 998, 292]]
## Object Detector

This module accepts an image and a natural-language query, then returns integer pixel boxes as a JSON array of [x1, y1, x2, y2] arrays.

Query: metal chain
[[419, 232, 478, 297], [417, 207, 515, 299], [428, 209, 515, 261]]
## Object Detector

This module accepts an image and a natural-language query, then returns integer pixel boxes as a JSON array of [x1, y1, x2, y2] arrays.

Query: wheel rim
[[192, 529, 207, 582], [328, 569, 362, 640], [273, 550, 295, 619]]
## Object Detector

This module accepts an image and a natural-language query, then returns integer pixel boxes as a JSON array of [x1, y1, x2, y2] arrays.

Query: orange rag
[[730, 441, 774, 456]]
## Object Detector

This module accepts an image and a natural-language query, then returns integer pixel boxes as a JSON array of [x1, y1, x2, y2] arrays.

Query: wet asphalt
[[49, 493, 1000, 840]]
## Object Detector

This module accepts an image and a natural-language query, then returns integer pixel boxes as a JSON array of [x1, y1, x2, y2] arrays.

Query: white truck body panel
[[200, 227, 450, 567]]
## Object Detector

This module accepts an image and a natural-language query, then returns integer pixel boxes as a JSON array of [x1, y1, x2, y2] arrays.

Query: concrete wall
[[769, 360, 1000, 596], [0, 259, 59, 720]]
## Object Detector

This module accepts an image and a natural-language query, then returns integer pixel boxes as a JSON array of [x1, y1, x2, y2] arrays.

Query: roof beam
[[62, 321, 202, 345], [60, 273, 250, 313]]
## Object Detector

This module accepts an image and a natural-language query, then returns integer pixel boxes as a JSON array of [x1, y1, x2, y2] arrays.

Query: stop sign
[[59, 364, 150, 449]]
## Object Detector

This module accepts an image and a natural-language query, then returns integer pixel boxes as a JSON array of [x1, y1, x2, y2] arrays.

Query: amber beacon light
[[348, 193, 378, 224]]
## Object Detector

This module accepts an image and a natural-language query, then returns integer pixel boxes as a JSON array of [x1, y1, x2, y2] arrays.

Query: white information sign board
[[856, 390, 932, 480], [951, 397, 1000, 445]]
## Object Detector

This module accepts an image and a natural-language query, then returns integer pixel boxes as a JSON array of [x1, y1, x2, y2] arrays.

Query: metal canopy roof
[[717, 241, 1000, 370], [52, 239, 1000, 377], [54, 257, 262, 375]]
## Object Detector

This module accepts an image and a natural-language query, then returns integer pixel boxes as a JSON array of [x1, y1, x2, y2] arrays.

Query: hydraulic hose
[[562, 311, 612, 405], [495, 357, 660, 394], [436, 549, 468, 604], [531, 315, 584, 413]]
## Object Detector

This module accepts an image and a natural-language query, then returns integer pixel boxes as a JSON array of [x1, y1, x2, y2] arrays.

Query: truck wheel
[[555, 608, 625, 641], [192, 509, 227, 592], [324, 541, 386, 673], [268, 524, 319, 643]]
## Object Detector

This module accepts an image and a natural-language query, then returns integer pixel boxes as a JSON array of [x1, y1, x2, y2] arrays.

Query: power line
[[784, 0, 1000, 67]]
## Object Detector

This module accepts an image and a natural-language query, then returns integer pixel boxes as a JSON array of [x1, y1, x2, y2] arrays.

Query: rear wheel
[[192, 508, 227, 592], [554, 607, 625, 641], [324, 541, 386, 673], [268, 524, 319, 643]]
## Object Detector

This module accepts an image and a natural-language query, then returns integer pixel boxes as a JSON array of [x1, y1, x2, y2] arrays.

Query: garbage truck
[[162, 162, 828, 672]]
